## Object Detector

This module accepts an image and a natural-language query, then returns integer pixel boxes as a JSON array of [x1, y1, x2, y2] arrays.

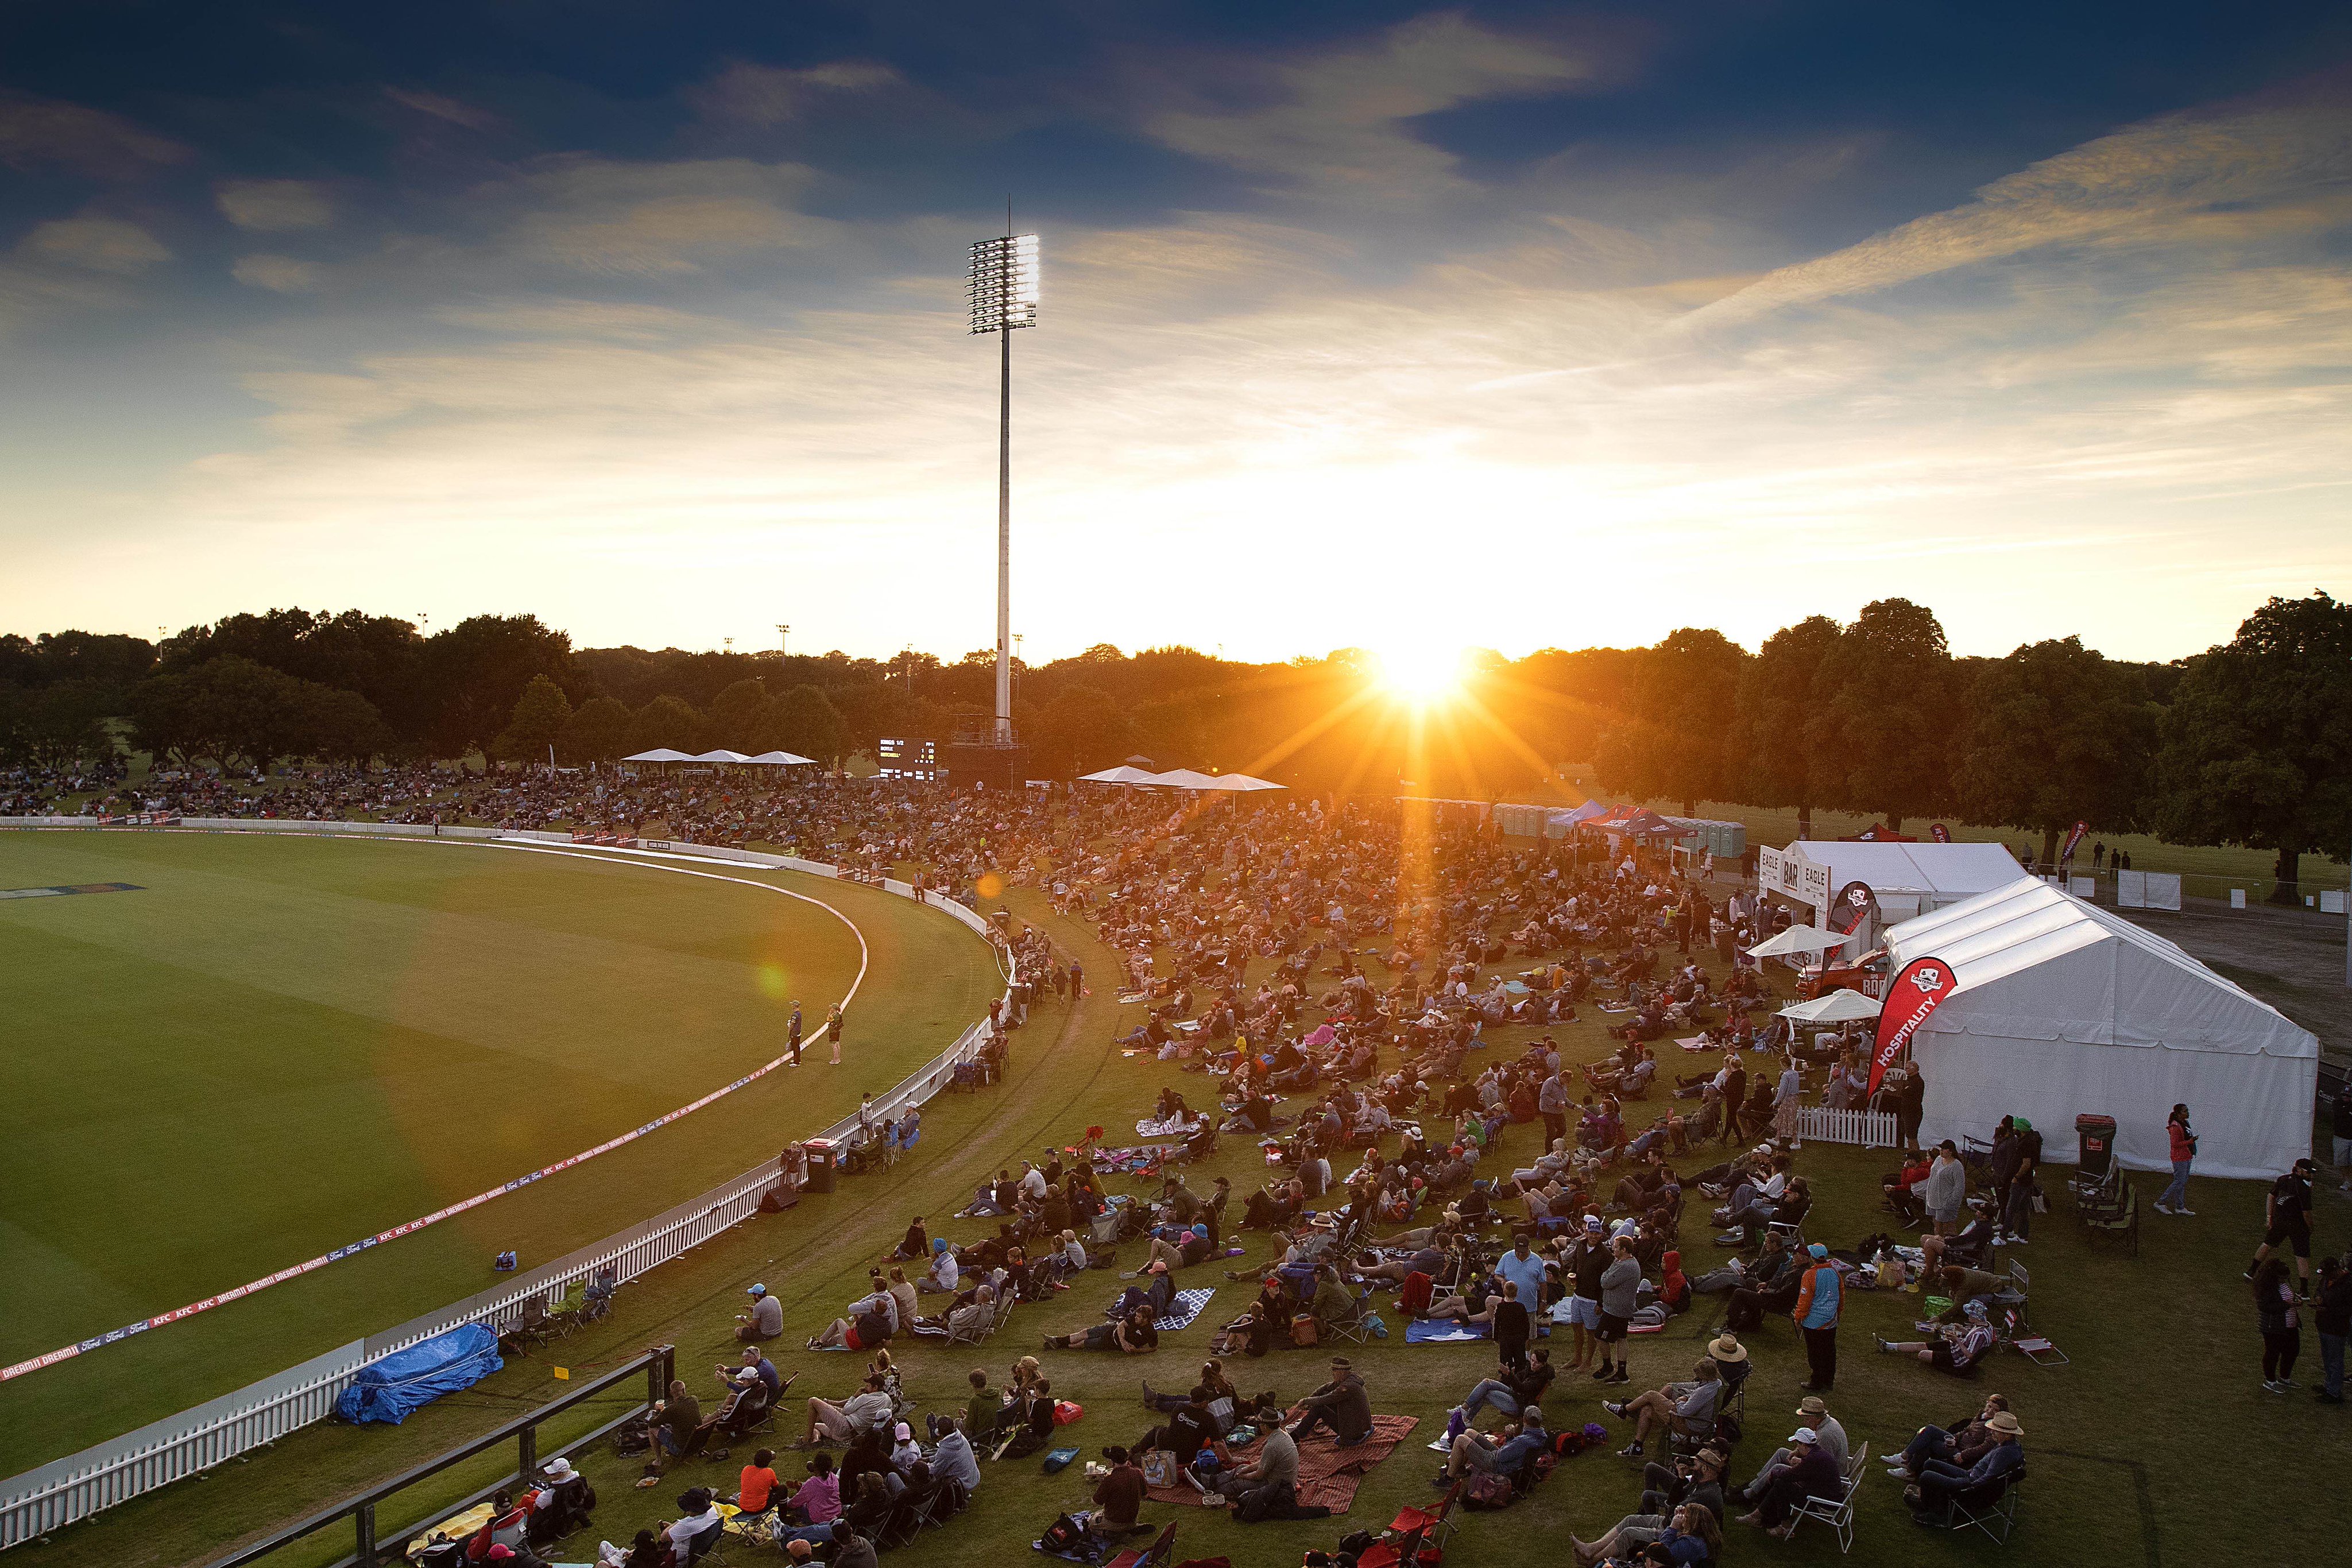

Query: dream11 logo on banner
[[1869, 957, 1958, 1095]]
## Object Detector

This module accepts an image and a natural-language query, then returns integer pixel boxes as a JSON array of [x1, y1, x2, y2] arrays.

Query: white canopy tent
[[691, 749, 751, 764], [743, 750, 818, 766], [622, 748, 696, 763], [1779, 989, 1883, 1024], [1078, 765, 1163, 785], [1768, 840, 2025, 924], [1885, 877, 2318, 1179], [1746, 926, 1859, 958], [1149, 768, 1221, 789], [1200, 773, 1285, 792]]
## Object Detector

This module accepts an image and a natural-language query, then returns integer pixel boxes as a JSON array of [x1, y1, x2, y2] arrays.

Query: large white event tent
[[1885, 877, 2318, 1180], [623, 748, 696, 763], [744, 750, 819, 766], [1078, 766, 1285, 792]]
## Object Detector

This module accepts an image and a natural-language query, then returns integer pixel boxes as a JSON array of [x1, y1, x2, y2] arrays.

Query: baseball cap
[[1789, 1426, 1819, 1445]]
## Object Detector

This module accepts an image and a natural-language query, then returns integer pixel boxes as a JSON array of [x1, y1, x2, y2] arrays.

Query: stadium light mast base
[[968, 218, 1039, 748]]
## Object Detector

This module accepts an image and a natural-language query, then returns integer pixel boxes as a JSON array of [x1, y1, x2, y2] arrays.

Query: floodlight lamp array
[[968, 234, 1040, 334]]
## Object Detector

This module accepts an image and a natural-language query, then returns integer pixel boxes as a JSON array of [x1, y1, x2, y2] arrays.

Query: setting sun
[[1374, 640, 1469, 703]]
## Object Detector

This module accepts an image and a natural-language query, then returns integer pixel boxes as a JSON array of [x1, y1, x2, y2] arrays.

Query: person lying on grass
[[1448, 1347, 1555, 1433], [1875, 1317, 1999, 1376], [1599, 1358, 1721, 1458], [1045, 1306, 1159, 1354]]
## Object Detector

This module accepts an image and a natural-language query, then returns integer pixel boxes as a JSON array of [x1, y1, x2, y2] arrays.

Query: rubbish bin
[[804, 1137, 839, 1194], [2075, 1114, 2117, 1182]]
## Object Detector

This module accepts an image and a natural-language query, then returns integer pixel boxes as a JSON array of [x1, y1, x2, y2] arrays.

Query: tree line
[[2, 593, 2345, 900]]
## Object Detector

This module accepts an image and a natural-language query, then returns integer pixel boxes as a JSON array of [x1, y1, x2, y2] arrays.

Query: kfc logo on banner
[[1869, 955, 1960, 1096]]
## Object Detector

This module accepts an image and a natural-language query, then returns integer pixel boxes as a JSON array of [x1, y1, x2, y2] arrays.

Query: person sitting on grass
[[1600, 1358, 1720, 1458], [783, 1453, 840, 1531], [738, 1282, 784, 1342], [806, 1283, 897, 1352], [1287, 1357, 1374, 1447], [1437, 1403, 1547, 1485], [1045, 1306, 1160, 1354], [1570, 1501, 1722, 1567], [1225, 1421, 1301, 1518], [1447, 1348, 1555, 1437], [918, 1240, 960, 1295], [1112, 1261, 1178, 1322], [1090, 1447, 1152, 1540], [803, 1372, 893, 1447]]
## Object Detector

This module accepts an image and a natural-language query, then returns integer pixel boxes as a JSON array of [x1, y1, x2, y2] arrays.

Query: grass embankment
[[17, 858, 2346, 1568]]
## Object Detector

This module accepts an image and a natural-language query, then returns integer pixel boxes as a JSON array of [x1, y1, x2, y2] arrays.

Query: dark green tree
[[1953, 637, 2157, 865], [2152, 592, 2352, 904], [493, 675, 574, 764], [1805, 599, 1959, 832], [1593, 628, 1750, 815]]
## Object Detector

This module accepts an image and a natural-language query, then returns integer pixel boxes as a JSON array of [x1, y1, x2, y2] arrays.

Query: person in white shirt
[[920, 1243, 960, 1294]]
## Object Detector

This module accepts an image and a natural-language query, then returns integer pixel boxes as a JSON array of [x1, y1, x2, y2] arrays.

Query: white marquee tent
[[622, 748, 695, 763], [1885, 877, 2318, 1179], [1078, 765, 1165, 785]]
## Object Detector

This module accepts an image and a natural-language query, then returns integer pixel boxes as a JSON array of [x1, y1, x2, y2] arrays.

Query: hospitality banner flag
[[2060, 819, 2090, 864], [1869, 956, 1958, 1096], [1930, 823, 1951, 843]]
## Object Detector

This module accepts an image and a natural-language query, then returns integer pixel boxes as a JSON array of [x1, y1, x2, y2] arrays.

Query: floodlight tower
[[968, 215, 1039, 746]]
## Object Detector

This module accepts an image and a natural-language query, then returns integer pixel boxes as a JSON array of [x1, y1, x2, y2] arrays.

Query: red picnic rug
[[1146, 1414, 1421, 1514]]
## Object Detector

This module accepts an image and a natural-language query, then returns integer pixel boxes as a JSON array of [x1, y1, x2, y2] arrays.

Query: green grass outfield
[[0, 831, 1000, 1476], [16, 852, 2348, 1568]]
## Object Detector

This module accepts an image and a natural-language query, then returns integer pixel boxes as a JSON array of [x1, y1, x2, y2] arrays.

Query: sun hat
[[1796, 1396, 1828, 1418], [1987, 1411, 2024, 1436], [1709, 1334, 1747, 1362], [1329, 1356, 1352, 1369], [1789, 1426, 1819, 1445]]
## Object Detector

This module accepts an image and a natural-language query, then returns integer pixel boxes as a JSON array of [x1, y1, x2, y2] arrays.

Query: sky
[[3, 1, 2349, 665]]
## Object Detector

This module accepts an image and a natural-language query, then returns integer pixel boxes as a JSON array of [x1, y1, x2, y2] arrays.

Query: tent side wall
[[1915, 1022, 2316, 1181]]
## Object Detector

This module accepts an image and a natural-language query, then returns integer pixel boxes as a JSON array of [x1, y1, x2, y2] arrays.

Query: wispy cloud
[[217, 179, 334, 231], [231, 254, 320, 292], [691, 60, 904, 126], [1142, 13, 1605, 200], [384, 86, 501, 132], [485, 157, 834, 277], [1689, 80, 2352, 327], [0, 91, 188, 178], [21, 215, 171, 274]]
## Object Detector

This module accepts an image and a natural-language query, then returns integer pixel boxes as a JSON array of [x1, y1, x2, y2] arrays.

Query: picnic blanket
[[1086, 1144, 1178, 1174], [1107, 1286, 1215, 1332], [1136, 1114, 1204, 1139], [1146, 1414, 1419, 1513], [1675, 1035, 1712, 1052], [1404, 1319, 1488, 1344]]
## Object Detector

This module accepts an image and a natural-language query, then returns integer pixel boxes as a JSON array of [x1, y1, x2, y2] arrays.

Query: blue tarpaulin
[[334, 1324, 503, 1424]]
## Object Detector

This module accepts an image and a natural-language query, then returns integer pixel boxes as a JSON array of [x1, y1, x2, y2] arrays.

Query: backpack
[[1291, 1313, 1320, 1348], [1461, 1472, 1518, 1509]]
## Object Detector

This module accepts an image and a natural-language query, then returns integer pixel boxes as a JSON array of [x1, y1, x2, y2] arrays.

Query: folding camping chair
[[1788, 1442, 1867, 1554], [1350, 1521, 1428, 1568], [1368, 1482, 1461, 1564], [1939, 1465, 2025, 1544], [1322, 1283, 1380, 1347], [2074, 1167, 2140, 1257], [1103, 1520, 1177, 1568], [2000, 1262, 2068, 1366]]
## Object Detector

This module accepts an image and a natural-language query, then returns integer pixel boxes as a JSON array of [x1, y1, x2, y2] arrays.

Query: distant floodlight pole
[[969, 212, 1039, 746]]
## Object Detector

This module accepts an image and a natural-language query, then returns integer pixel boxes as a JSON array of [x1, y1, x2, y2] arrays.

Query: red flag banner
[[2059, 819, 2089, 864], [1830, 879, 1879, 938], [1869, 955, 1959, 1096], [1930, 823, 1951, 843]]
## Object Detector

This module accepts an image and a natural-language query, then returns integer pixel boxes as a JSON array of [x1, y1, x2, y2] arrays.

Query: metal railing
[[0, 821, 1007, 1551], [201, 1345, 674, 1568]]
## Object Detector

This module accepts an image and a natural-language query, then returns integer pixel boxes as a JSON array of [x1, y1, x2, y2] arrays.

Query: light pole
[[968, 214, 1039, 746], [776, 624, 790, 657]]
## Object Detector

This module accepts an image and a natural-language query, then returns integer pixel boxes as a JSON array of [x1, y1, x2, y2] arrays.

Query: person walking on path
[[827, 1002, 845, 1066], [1792, 1244, 1843, 1392], [2157, 1104, 2197, 1215]]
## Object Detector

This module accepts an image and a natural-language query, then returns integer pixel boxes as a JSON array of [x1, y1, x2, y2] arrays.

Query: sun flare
[[1374, 640, 1469, 703]]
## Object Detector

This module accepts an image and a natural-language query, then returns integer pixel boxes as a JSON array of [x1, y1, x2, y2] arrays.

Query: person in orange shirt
[[730, 1449, 781, 1520]]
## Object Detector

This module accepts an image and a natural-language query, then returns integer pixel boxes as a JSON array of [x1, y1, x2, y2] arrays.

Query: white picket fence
[[0, 819, 1010, 1551], [1793, 1106, 1900, 1149]]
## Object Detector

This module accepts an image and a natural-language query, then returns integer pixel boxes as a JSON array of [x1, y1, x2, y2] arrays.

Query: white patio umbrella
[[1078, 765, 1162, 785], [1778, 989, 1883, 1023], [1745, 925, 1859, 959], [1200, 773, 1285, 792], [1150, 768, 1221, 789]]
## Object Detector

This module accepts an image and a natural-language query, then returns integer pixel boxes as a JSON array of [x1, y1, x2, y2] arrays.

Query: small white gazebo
[[1746, 926, 1860, 959]]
